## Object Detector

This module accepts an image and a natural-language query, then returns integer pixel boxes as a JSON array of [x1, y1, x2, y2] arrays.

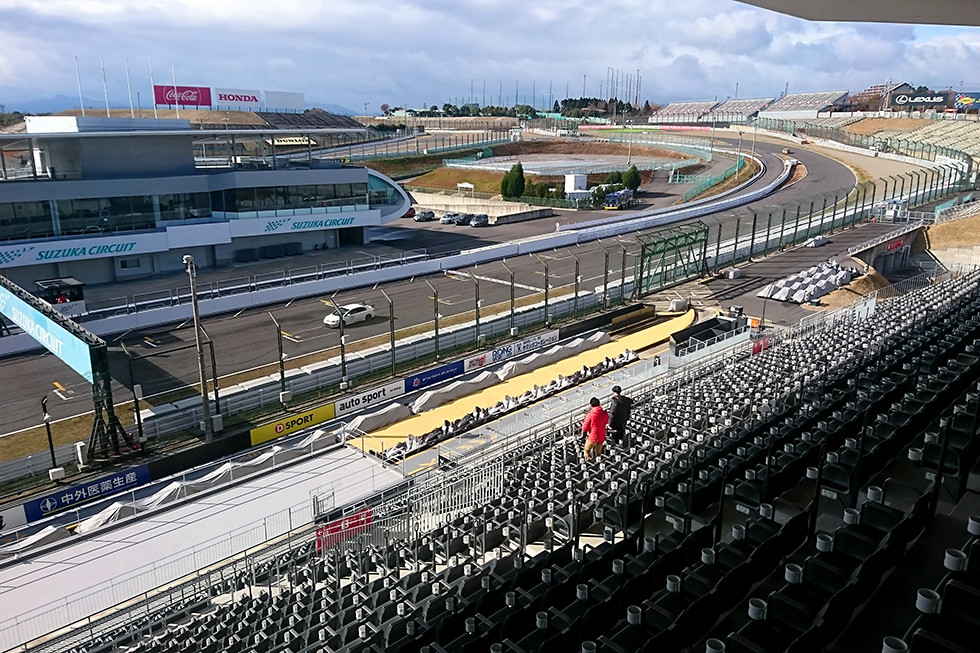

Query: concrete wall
[[489, 208, 555, 225], [411, 191, 543, 218]]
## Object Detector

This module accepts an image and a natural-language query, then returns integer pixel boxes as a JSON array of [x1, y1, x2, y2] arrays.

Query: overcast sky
[[2, 0, 980, 114]]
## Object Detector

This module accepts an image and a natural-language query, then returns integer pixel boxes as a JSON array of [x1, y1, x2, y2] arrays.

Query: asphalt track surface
[[0, 139, 856, 434]]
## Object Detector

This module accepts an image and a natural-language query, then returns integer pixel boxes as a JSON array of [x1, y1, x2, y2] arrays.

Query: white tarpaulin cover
[[412, 371, 501, 414], [757, 261, 861, 304], [346, 402, 414, 434]]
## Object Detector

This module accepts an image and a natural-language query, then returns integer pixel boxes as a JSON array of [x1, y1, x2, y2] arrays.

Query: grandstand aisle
[[0, 447, 399, 625]]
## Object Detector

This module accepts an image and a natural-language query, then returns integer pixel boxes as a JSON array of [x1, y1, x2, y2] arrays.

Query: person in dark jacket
[[582, 397, 609, 461], [607, 385, 633, 447]]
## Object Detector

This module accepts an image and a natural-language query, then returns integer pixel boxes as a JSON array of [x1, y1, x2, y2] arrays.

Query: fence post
[[778, 207, 787, 249], [713, 226, 722, 273], [749, 213, 758, 258], [732, 216, 741, 264], [763, 212, 772, 255], [806, 200, 815, 238], [793, 205, 802, 245]]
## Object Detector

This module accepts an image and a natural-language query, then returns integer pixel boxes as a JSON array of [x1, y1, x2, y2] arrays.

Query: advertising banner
[[0, 232, 169, 269], [404, 361, 465, 393], [335, 380, 404, 417], [890, 92, 949, 108], [250, 403, 336, 446], [464, 329, 560, 372], [316, 507, 372, 551], [954, 93, 980, 110], [24, 465, 150, 522], [0, 284, 93, 382], [153, 84, 212, 107], [214, 88, 261, 110], [264, 90, 305, 112]]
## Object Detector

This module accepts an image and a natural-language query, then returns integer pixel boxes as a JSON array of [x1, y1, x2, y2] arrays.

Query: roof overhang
[[736, 0, 980, 26], [0, 127, 367, 148]]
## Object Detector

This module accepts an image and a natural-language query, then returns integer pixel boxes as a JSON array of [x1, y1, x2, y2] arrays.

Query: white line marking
[[233, 308, 248, 318], [111, 330, 132, 343]]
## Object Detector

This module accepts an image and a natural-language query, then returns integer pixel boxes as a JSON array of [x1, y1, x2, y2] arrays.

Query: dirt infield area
[[927, 213, 980, 250], [493, 139, 692, 161]]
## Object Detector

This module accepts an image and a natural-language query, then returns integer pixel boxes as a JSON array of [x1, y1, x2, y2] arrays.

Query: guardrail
[[80, 250, 428, 320]]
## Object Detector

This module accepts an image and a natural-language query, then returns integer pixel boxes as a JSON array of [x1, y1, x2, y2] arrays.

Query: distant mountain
[[3, 94, 130, 114], [312, 104, 357, 116]]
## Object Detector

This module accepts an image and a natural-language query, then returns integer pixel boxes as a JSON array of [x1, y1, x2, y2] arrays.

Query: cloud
[[1, 0, 979, 112]]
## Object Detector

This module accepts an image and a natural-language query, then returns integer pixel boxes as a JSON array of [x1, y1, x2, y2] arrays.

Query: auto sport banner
[[153, 84, 212, 107]]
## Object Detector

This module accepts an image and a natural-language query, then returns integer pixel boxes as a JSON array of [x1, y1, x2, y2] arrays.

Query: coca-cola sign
[[214, 87, 261, 110], [152, 85, 212, 107]]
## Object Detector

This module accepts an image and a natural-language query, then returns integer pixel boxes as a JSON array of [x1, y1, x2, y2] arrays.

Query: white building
[[0, 117, 410, 288]]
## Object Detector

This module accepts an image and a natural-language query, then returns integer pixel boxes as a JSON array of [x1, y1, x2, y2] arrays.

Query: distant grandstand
[[708, 97, 774, 123], [758, 90, 849, 119], [254, 109, 364, 130], [648, 100, 718, 124]]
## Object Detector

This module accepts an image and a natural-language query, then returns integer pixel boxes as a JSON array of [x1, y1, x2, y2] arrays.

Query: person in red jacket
[[582, 397, 609, 461]]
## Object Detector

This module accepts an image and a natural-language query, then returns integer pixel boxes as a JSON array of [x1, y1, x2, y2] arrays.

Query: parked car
[[455, 213, 475, 225], [413, 210, 435, 222], [470, 214, 489, 227], [401, 207, 416, 219], [323, 303, 375, 328], [440, 212, 458, 224]]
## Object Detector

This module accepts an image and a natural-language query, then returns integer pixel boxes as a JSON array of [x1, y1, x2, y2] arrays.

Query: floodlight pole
[[41, 396, 56, 470], [183, 255, 213, 442], [425, 280, 440, 360], [380, 289, 396, 377], [201, 328, 221, 417]]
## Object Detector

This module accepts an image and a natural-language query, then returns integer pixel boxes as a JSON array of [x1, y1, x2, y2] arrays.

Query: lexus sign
[[153, 84, 212, 107], [214, 88, 261, 110], [890, 92, 949, 108]]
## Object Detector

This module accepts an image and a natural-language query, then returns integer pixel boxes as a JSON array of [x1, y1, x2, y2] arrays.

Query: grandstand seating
[[649, 101, 718, 123], [901, 120, 980, 158], [763, 91, 849, 113], [800, 116, 864, 130], [708, 98, 774, 122], [256, 111, 365, 130], [46, 269, 980, 653]]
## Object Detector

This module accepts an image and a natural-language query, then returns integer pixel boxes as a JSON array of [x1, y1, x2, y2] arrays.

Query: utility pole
[[425, 280, 440, 360], [328, 298, 349, 387], [41, 396, 57, 470], [183, 255, 213, 442], [467, 272, 481, 344], [269, 312, 288, 404], [537, 256, 550, 326], [502, 261, 516, 334], [380, 289, 396, 377]]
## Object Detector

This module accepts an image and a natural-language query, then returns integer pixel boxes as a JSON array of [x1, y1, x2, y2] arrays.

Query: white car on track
[[323, 303, 375, 328]]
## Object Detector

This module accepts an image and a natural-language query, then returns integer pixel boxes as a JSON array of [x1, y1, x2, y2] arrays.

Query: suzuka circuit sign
[[153, 84, 212, 107]]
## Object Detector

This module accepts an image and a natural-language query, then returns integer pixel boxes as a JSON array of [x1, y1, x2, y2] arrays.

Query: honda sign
[[153, 84, 212, 107], [890, 92, 949, 108], [214, 88, 261, 110]]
